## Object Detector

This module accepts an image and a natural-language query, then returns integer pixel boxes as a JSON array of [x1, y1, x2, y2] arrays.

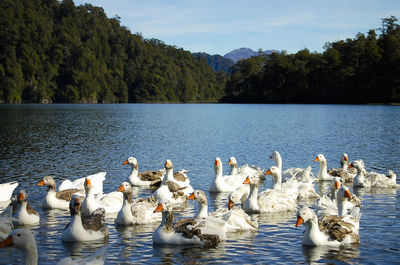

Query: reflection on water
[[302, 245, 360, 264], [0, 104, 400, 264]]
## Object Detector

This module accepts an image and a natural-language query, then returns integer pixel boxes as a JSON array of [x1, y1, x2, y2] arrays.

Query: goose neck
[[197, 201, 208, 218]]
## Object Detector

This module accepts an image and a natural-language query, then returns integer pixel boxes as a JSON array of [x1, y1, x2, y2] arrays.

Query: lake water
[[0, 104, 399, 264]]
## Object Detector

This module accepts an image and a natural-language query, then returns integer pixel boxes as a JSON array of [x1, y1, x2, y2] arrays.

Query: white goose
[[152, 180, 187, 206], [12, 190, 40, 226], [228, 184, 250, 210], [314, 154, 335, 181], [315, 184, 361, 220], [0, 216, 15, 241], [58, 172, 105, 196], [163, 159, 193, 195], [37, 176, 83, 210], [116, 182, 161, 225], [62, 195, 109, 242], [327, 153, 357, 183], [122, 157, 164, 188], [265, 166, 319, 200], [0, 228, 38, 265], [295, 206, 360, 246], [81, 176, 123, 215], [0, 181, 18, 202], [210, 157, 246, 193], [0, 228, 108, 265], [242, 175, 297, 213], [188, 190, 257, 233], [228, 157, 265, 180], [152, 201, 221, 247], [270, 151, 315, 183], [350, 160, 399, 188]]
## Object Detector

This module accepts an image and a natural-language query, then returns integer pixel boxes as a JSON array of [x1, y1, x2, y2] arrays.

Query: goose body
[[296, 206, 360, 246], [152, 181, 187, 206], [228, 184, 250, 209], [188, 190, 257, 234], [242, 175, 297, 213], [122, 157, 164, 188], [81, 177, 123, 215], [62, 195, 109, 242], [163, 159, 193, 195], [152, 201, 220, 247], [37, 176, 83, 210], [327, 153, 357, 183], [12, 190, 40, 226], [0, 182, 19, 202], [228, 157, 265, 181], [350, 160, 399, 188], [58, 172, 105, 196], [210, 157, 246, 193], [116, 182, 161, 225]]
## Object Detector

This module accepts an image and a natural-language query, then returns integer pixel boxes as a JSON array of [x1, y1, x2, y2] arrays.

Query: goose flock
[[0, 151, 398, 264]]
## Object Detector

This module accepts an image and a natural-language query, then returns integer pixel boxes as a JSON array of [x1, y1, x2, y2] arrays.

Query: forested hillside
[[0, 0, 226, 103], [223, 16, 400, 104], [0, 0, 399, 104]]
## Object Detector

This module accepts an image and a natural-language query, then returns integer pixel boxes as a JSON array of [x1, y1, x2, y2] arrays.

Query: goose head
[[164, 159, 174, 170], [117, 182, 133, 202], [340, 153, 349, 169], [214, 157, 223, 175], [69, 195, 82, 216], [243, 175, 258, 186], [228, 157, 238, 167], [264, 166, 282, 188], [187, 190, 208, 205], [0, 228, 37, 252], [295, 206, 315, 227], [313, 154, 327, 164], [332, 177, 341, 190], [348, 159, 365, 171], [336, 186, 352, 202], [37, 176, 57, 191], [154, 201, 173, 214], [269, 151, 282, 168], [17, 189, 28, 203], [122, 157, 138, 169]]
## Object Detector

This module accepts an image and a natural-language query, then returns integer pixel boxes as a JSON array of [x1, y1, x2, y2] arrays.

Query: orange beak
[[117, 185, 125, 192], [165, 161, 171, 168], [334, 180, 340, 189], [187, 193, 195, 200], [0, 235, 13, 248], [344, 156, 348, 161], [37, 180, 45, 186], [295, 216, 304, 227], [154, 203, 163, 213], [228, 159, 233, 166], [243, 177, 250, 184], [228, 200, 234, 210], [313, 156, 319, 162], [215, 159, 220, 166], [264, 169, 271, 175], [344, 189, 352, 199], [18, 192, 25, 201], [122, 160, 129, 165], [348, 163, 354, 168]]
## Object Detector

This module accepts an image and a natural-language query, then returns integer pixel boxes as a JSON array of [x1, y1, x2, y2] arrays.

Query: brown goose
[[152, 201, 220, 247], [37, 176, 83, 210], [62, 194, 109, 242], [327, 153, 357, 183], [122, 157, 164, 188]]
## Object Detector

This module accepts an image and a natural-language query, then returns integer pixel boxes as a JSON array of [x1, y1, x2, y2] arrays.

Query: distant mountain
[[193, 52, 234, 73], [223, 48, 281, 63]]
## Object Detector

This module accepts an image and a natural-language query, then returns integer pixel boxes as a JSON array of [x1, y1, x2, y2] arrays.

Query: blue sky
[[73, 0, 400, 56]]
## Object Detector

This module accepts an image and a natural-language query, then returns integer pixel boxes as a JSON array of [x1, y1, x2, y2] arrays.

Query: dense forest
[[0, 0, 399, 104], [0, 0, 226, 103], [223, 16, 400, 104]]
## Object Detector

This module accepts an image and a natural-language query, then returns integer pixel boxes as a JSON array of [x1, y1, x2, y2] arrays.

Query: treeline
[[193, 53, 234, 73], [0, 0, 226, 103], [223, 16, 400, 104]]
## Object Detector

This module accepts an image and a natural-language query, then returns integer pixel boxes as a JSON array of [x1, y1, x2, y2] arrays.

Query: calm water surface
[[0, 104, 399, 264]]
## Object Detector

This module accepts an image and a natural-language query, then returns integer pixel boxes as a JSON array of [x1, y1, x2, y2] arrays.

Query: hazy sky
[[73, 0, 400, 55]]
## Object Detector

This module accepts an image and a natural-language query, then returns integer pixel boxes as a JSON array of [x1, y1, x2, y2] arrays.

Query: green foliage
[[223, 16, 400, 104], [0, 0, 224, 103]]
